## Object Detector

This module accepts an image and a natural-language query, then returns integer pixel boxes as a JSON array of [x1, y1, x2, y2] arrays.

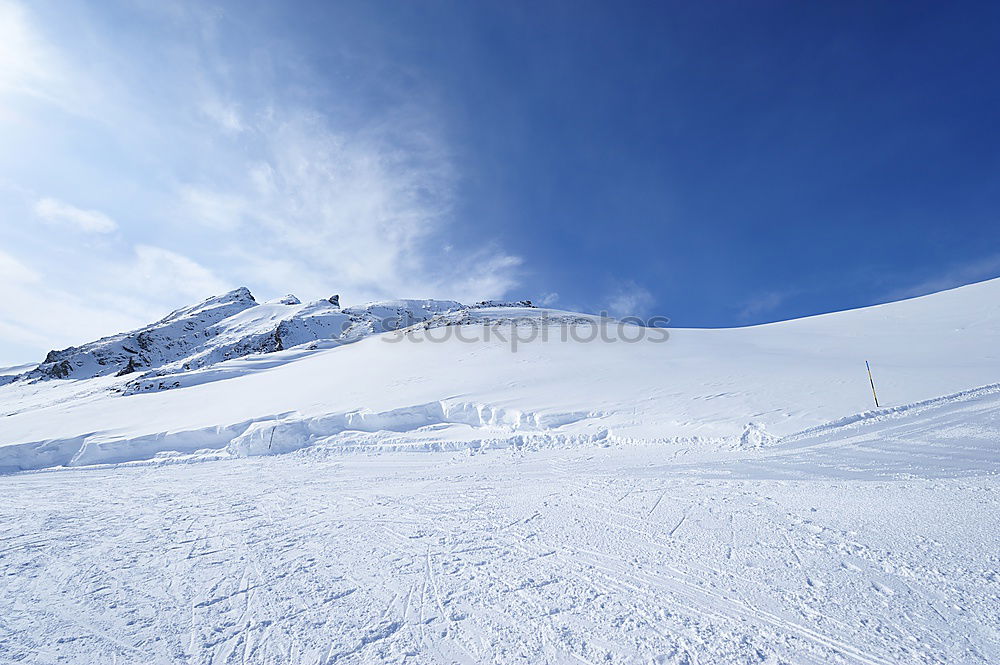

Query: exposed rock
[[7, 289, 540, 395], [115, 356, 138, 377], [471, 300, 535, 309], [23, 287, 259, 383]]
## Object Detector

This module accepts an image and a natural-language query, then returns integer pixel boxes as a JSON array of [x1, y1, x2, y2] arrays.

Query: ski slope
[[1, 278, 999, 471], [1, 279, 999, 663], [1, 385, 998, 664]]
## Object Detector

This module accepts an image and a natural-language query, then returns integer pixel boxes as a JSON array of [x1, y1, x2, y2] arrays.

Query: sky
[[1, 0, 998, 365]]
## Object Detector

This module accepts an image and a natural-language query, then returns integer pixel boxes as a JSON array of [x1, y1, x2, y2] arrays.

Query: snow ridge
[[5, 289, 480, 393]]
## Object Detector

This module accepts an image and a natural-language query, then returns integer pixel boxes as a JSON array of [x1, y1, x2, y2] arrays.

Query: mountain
[[0, 278, 998, 472], [2, 288, 514, 393]]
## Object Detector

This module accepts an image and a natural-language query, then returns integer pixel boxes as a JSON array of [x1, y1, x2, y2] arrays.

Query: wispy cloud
[[603, 279, 655, 318], [177, 186, 248, 231], [175, 107, 521, 301], [126, 245, 231, 303], [199, 97, 245, 133], [0, 248, 39, 284], [0, 243, 231, 362], [34, 198, 118, 233], [738, 289, 796, 322], [0, 249, 147, 357], [0, 0, 57, 99], [0, 0, 523, 363], [886, 254, 1000, 301], [537, 292, 560, 307]]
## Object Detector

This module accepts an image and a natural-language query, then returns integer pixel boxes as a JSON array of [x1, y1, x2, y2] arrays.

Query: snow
[[9, 287, 467, 393], [0, 362, 34, 377], [1, 278, 999, 663], [2, 278, 998, 471]]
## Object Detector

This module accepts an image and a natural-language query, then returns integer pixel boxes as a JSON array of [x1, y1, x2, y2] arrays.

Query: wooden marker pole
[[866, 361, 880, 408]]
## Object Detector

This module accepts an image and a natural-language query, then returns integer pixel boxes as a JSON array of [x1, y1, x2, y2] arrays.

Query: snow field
[[2, 417, 997, 664], [2, 279, 999, 662]]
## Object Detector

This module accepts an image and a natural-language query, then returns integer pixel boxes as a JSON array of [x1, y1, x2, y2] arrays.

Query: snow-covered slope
[[3, 380, 998, 664], [4, 287, 468, 392], [1, 278, 998, 471], [3, 279, 999, 665]]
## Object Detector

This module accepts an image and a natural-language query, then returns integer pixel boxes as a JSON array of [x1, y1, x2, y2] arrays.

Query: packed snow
[[1, 279, 998, 663]]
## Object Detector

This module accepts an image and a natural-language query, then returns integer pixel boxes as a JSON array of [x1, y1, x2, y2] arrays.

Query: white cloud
[[538, 292, 559, 307], [175, 108, 520, 303], [0, 0, 95, 118], [887, 254, 1000, 301], [738, 290, 794, 321], [0, 248, 40, 283], [0, 0, 526, 363], [0, 250, 147, 359], [604, 280, 655, 318], [126, 245, 231, 303], [200, 97, 244, 133], [178, 186, 248, 231], [0, 0, 55, 98], [34, 197, 118, 233], [442, 249, 522, 303], [0, 245, 230, 364]]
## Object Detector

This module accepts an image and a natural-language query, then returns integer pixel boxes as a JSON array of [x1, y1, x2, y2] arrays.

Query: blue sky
[[1, 1, 998, 365]]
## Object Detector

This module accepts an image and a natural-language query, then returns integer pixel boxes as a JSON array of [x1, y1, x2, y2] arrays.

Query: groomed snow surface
[[2, 279, 999, 663]]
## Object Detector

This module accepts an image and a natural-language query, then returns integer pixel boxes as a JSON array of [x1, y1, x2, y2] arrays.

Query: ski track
[[1, 412, 999, 665]]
